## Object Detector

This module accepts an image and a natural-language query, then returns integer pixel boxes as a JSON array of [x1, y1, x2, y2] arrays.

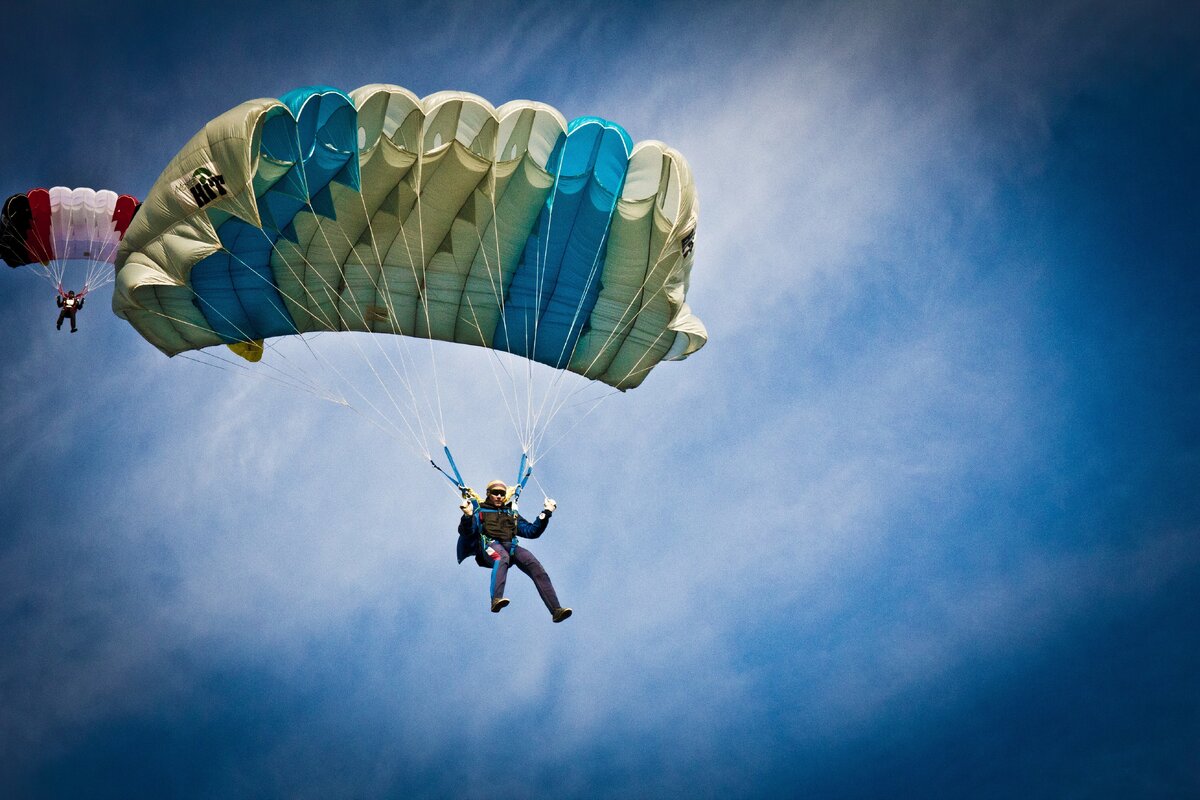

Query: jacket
[[456, 505, 551, 566]]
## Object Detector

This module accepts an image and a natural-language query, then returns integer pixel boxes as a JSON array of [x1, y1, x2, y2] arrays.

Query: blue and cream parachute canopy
[[114, 85, 705, 390]]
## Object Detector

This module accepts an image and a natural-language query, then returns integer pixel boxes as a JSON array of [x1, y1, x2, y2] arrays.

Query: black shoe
[[491, 598, 510, 613], [71, 328, 78, 333], [552, 607, 572, 623]]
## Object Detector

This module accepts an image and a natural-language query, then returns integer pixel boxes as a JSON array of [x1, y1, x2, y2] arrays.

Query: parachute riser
[[432, 446, 482, 512], [430, 458, 468, 495], [511, 452, 533, 505], [432, 446, 534, 510]]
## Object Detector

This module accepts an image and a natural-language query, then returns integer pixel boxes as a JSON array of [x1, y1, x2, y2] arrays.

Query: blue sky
[[2, 1, 1198, 797]]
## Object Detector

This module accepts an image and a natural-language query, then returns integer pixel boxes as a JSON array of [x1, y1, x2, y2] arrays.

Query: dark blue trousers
[[487, 540, 561, 612]]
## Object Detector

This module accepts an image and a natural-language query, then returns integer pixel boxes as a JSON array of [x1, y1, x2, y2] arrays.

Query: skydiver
[[56, 290, 84, 332], [457, 480, 572, 622]]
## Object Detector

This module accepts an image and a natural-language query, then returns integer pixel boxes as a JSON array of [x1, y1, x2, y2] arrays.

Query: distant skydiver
[[457, 480, 572, 622], [56, 290, 84, 332]]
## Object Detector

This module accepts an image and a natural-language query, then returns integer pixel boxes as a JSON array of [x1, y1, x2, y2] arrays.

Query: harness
[[440, 446, 537, 567], [477, 506, 519, 558]]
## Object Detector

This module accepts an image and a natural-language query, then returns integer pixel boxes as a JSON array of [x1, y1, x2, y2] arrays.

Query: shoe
[[552, 607, 572, 623], [71, 328, 78, 333], [491, 598, 510, 613]]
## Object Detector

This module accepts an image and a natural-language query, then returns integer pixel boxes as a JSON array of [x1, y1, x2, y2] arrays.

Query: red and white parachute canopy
[[1, 186, 140, 296]]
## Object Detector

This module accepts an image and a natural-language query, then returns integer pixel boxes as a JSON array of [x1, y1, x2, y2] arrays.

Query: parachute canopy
[[2, 187, 140, 293], [114, 84, 705, 390]]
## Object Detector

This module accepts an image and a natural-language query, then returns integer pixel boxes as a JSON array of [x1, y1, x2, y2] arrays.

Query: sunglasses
[[488, 489, 506, 496]]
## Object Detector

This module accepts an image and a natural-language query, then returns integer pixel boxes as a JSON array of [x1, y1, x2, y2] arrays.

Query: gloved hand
[[459, 499, 473, 516], [543, 498, 557, 513]]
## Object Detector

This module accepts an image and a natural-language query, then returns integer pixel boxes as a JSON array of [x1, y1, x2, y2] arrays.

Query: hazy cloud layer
[[2, 1, 1197, 797]]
